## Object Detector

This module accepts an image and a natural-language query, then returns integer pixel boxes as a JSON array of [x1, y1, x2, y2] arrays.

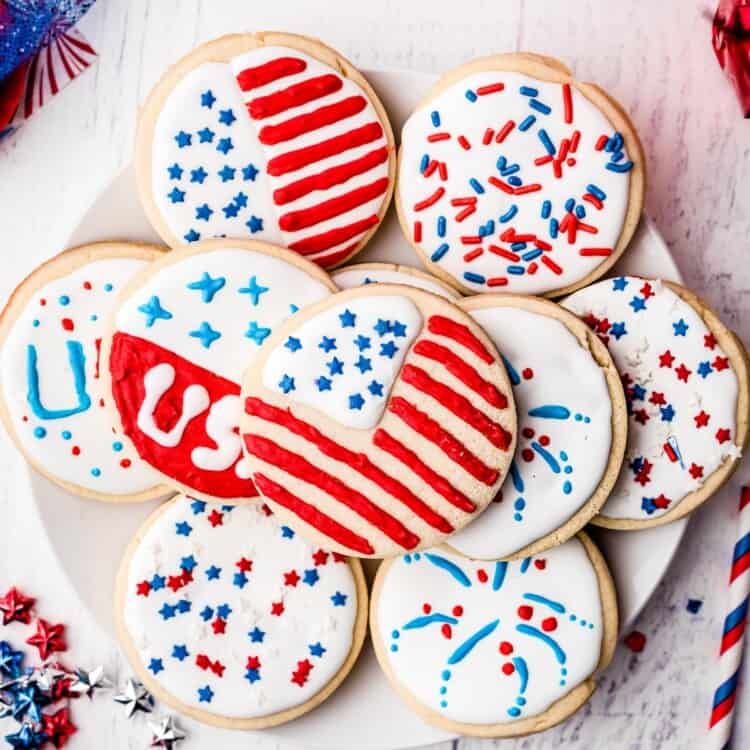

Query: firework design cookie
[[240, 285, 517, 558], [448, 295, 626, 559], [370, 533, 617, 737], [137, 32, 395, 268], [332, 262, 461, 300], [564, 277, 749, 527], [396, 53, 645, 297], [0, 243, 165, 501], [116, 495, 366, 728], [103, 240, 335, 503]]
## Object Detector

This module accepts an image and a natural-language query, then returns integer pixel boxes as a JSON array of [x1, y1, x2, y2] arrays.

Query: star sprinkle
[[113, 679, 154, 718], [138, 296, 173, 328], [279, 374, 296, 393], [349, 393, 365, 410], [41, 707, 77, 748], [195, 203, 213, 221], [368, 380, 384, 397], [339, 309, 356, 327], [174, 131, 191, 148], [167, 187, 185, 203], [242, 163, 259, 181], [190, 167, 208, 184], [187, 272, 226, 303], [673, 318, 689, 336], [25, 620, 66, 660], [201, 90, 216, 108], [197, 685, 214, 703], [612, 276, 629, 291], [218, 165, 236, 182], [0, 641, 24, 678], [148, 715, 186, 749], [218, 109, 236, 126], [309, 642, 326, 657], [184, 229, 200, 242], [331, 591, 347, 606], [197, 127, 214, 143], [216, 137, 233, 154], [285, 336, 302, 352], [0, 588, 35, 625], [248, 627, 265, 643], [238, 276, 269, 305], [4, 723, 46, 749], [68, 666, 110, 699], [246, 215, 264, 233], [189, 321, 222, 349], [172, 644, 189, 661], [319, 336, 337, 353], [167, 163, 183, 180]]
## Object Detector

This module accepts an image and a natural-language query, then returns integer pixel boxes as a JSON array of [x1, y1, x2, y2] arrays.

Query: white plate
[[24, 68, 687, 750]]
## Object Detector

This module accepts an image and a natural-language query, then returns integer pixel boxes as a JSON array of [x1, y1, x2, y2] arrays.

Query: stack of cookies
[[1, 32, 747, 739]]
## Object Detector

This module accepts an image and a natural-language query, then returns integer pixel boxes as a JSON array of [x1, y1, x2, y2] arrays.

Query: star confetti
[[41, 707, 77, 748], [0, 588, 35, 625], [25, 619, 66, 660], [113, 678, 154, 718], [68, 665, 110, 699], [4, 722, 47, 749], [149, 715, 187, 749]]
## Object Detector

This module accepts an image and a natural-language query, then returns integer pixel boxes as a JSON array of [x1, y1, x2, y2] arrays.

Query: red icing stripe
[[401, 365, 511, 450], [289, 214, 379, 255], [236, 56, 307, 92], [245, 397, 454, 533], [267, 122, 383, 177], [373, 428, 476, 513], [248, 74, 343, 120], [412, 340, 506, 409], [427, 315, 495, 364], [243, 433, 420, 549], [273, 146, 389, 205], [579, 247, 612, 257], [254, 473, 374, 555], [279, 177, 389, 232], [259, 95, 367, 145], [310, 242, 360, 268], [387, 396, 499, 486]]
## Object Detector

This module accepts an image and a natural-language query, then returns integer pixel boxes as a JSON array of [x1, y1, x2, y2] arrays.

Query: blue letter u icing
[[27, 341, 92, 419]]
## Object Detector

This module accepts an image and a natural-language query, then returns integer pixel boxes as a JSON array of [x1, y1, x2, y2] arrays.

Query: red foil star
[[26, 618, 67, 659], [713, 0, 750, 116], [0, 586, 35, 625], [41, 707, 77, 748]]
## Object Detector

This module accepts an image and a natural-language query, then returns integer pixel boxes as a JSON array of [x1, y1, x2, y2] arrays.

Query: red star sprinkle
[[168, 575, 184, 592], [291, 659, 314, 686], [716, 428, 732, 444], [659, 350, 675, 368], [211, 660, 225, 677], [0, 587, 35, 625], [624, 631, 647, 653], [583, 313, 600, 330], [26, 619, 67, 659], [534, 559, 546, 570], [675, 363, 692, 382], [261, 503, 273, 516], [713, 356, 730, 371], [41, 707, 77, 748], [635, 459, 653, 486], [704, 333, 717, 349], [247, 655, 261, 670], [284, 570, 300, 587], [136, 581, 151, 597], [332, 552, 347, 563], [596, 317, 611, 333], [634, 409, 650, 425], [694, 411, 710, 428], [654, 494, 671, 509], [211, 618, 226, 635], [207, 509, 224, 527], [312, 549, 329, 566], [236, 557, 253, 573], [640, 282, 654, 299], [271, 601, 285, 616], [689, 463, 704, 479], [180, 568, 193, 585], [649, 392, 666, 405], [196, 654, 211, 670]]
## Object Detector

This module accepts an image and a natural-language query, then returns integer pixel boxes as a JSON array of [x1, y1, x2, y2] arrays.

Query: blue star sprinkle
[[355, 355, 372, 373], [159, 603, 177, 620], [380, 341, 399, 358], [238, 276, 269, 305], [189, 321, 222, 349], [610, 321, 627, 339], [148, 658, 164, 675], [349, 393, 365, 410], [223, 202, 240, 218], [198, 127, 214, 143], [234, 191, 248, 208], [218, 165, 236, 182], [374, 319, 392, 336], [281, 526, 295, 538], [184, 229, 201, 242], [660, 405, 676, 422], [285, 336, 302, 352], [303, 569, 319, 586], [219, 108, 236, 125], [673, 318, 689, 336], [195, 203, 214, 221], [245, 321, 271, 345], [631, 384, 647, 401], [629, 296, 646, 312], [177, 600, 191, 614], [242, 163, 259, 181], [355, 334, 371, 351], [205, 565, 221, 581], [167, 163, 183, 180], [368, 380, 384, 397], [187, 272, 226, 303], [150, 574, 166, 591], [198, 685, 214, 703], [200, 606, 214, 622], [279, 374, 296, 393], [246, 215, 264, 233], [190, 167, 208, 184], [245, 666, 261, 684], [233, 572, 248, 589], [331, 591, 348, 606], [612, 276, 629, 291], [175, 130, 192, 148], [289, 304, 299, 314], [327, 357, 344, 376], [339, 309, 356, 327], [167, 186, 185, 203], [175, 521, 192, 536], [191, 500, 207, 514], [392, 320, 407, 337], [216, 137, 233, 154], [316, 376, 332, 391], [201, 90, 216, 108], [319, 336, 337, 353], [641, 497, 657, 514], [180, 555, 197, 571], [217, 603, 232, 619], [687, 599, 703, 614], [697, 361, 713, 378], [309, 642, 326, 657], [172, 644, 189, 661], [248, 626, 265, 643], [138, 295, 173, 327]]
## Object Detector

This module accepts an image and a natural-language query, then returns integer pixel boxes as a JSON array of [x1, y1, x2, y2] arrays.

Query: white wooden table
[[0, 1, 748, 748]]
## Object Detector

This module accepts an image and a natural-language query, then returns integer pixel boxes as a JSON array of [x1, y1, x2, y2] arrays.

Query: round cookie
[[332, 262, 461, 300], [0, 242, 166, 501], [137, 31, 395, 268], [115, 495, 367, 729], [447, 295, 626, 559], [101, 239, 335, 503], [563, 276, 750, 528], [370, 533, 618, 738], [396, 52, 645, 297], [239, 285, 517, 558]]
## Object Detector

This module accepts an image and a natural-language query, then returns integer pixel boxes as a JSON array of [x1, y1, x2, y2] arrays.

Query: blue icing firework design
[[121, 497, 360, 719], [375, 539, 605, 725], [262, 296, 422, 429], [0, 252, 161, 495]]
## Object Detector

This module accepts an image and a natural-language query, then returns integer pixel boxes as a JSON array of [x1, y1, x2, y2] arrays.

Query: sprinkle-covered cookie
[[0, 243, 165, 501], [396, 53, 644, 297], [370, 533, 617, 738], [239, 285, 517, 557], [332, 262, 461, 300], [447, 295, 626, 559], [137, 32, 395, 268], [115, 495, 366, 728], [102, 239, 335, 503], [563, 277, 749, 527]]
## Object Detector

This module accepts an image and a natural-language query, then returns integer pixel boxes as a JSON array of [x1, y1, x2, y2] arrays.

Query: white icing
[[0, 257, 161, 494], [332, 265, 460, 300], [398, 71, 633, 294], [122, 497, 359, 718], [563, 276, 740, 520], [191, 395, 243, 473], [449, 306, 612, 558], [375, 539, 604, 725], [262, 296, 422, 429]]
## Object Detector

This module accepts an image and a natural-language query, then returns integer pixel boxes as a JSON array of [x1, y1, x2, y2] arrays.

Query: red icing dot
[[539, 435, 551, 446], [422, 603, 432, 614], [39, 299, 46, 306], [72, 446, 81, 456], [522, 427, 535, 439], [502, 662, 515, 675], [567, 157, 577, 166], [22, 416, 28, 422], [452, 605, 463, 617], [521, 448, 534, 462], [120, 459, 131, 468], [83, 281, 92, 290], [499, 641, 513, 655], [61, 318, 74, 331], [522, 368, 534, 380], [441, 623, 452, 639], [542, 617, 558, 632], [477, 569, 488, 583], [534, 559, 546, 570], [518, 605, 533, 620], [99, 398, 105, 407]]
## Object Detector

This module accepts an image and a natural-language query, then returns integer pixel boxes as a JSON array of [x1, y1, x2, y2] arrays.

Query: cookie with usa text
[[563, 277, 749, 528], [101, 239, 335, 504], [115, 495, 367, 728], [396, 53, 645, 297], [136, 32, 395, 267], [370, 533, 618, 738], [332, 262, 461, 300], [0, 242, 166, 501], [447, 294, 627, 560], [239, 285, 517, 558]]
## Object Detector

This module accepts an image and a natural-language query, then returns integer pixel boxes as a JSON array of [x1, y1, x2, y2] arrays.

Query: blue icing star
[[368, 380, 384, 397], [631, 384, 646, 401], [392, 320, 407, 337], [180, 555, 197, 571], [191, 500, 207, 514], [355, 355, 372, 373], [610, 321, 627, 339], [245, 321, 271, 345], [374, 319, 392, 336], [239, 276, 269, 305], [673, 318, 689, 336], [190, 167, 208, 184], [349, 393, 365, 410], [198, 685, 214, 703], [248, 626, 265, 643], [205, 565, 221, 581], [189, 321, 222, 349], [355, 334, 371, 351], [148, 658, 164, 675], [218, 165, 236, 182], [316, 376, 332, 391], [319, 336, 337, 353], [150, 574, 166, 591], [216, 603, 232, 619], [279, 374, 296, 393], [243, 163, 259, 181], [698, 360, 713, 378], [187, 272, 226, 303], [245, 667, 261, 684], [223, 202, 240, 218], [196, 203, 214, 221], [246, 215, 264, 233], [285, 336, 302, 352], [200, 606, 214, 622], [303, 568, 319, 586], [167, 163, 183, 180], [380, 341, 399, 358], [175, 130, 192, 148], [177, 599, 191, 614], [281, 526, 295, 538], [309, 642, 326, 657], [641, 497, 657, 514], [339, 309, 356, 327], [233, 572, 248, 589], [331, 591, 348, 606], [327, 357, 344, 375], [629, 296, 646, 312], [159, 603, 177, 620], [172, 644, 189, 661], [175, 521, 192, 536], [198, 127, 214, 143], [217, 137, 234, 154], [232, 192, 248, 210], [167, 186, 185, 203], [219, 108, 236, 125], [138, 295, 173, 327], [289, 304, 299, 313], [660, 404, 676, 422], [201, 90, 216, 108], [612, 276, 629, 291]]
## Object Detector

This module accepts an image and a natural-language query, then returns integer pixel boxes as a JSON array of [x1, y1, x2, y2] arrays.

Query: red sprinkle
[[487, 276, 509, 287], [482, 128, 494, 145], [489, 245, 520, 262], [579, 247, 612, 257], [427, 132, 451, 142], [423, 160, 439, 178], [495, 120, 515, 143], [477, 82, 505, 95], [457, 135, 471, 150], [502, 662, 515, 675], [463, 248, 484, 262], [570, 130, 581, 151], [582, 193, 604, 210], [438, 162, 448, 181], [454, 205, 476, 222], [562, 82, 573, 123], [517, 605, 533, 620], [477, 569, 489, 583], [61, 318, 74, 331], [595, 134, 608, 151], [413, 187, 445, 211], [413, 221, 422, 242], [488, 176, 514, 194], [499, 641, 514, 655]]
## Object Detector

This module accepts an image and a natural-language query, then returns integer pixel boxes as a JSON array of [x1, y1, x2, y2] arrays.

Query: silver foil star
[[69, 666, 111, 699], [113, 678, 154, 717], [149, 715, 186, 748]]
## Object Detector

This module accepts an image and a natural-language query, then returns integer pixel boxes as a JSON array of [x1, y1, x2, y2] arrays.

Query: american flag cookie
[[239, 285, 517, 558], [0, 243, 166, 501], [446, 295, 627, 560], [370, 532, 618, 738], [563, 277, 750, 529], [100, 239, 336, 504], [136, 32, 395, 268], [115, 495, 367, 729], [396, 53, 645, 298], [331, 262, 461, 301]]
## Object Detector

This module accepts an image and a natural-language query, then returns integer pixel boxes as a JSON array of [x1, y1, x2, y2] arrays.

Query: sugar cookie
[[331, 262, 461, 300]]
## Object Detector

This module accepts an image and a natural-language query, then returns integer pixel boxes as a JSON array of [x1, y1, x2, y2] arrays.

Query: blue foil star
[[0, 641, 24, 679], [187, 272, 226, 303], [189, 321, 222, 349], [137, 295, 173, 327], [245, 321, 271, 345], [239, 276, 269, 305]]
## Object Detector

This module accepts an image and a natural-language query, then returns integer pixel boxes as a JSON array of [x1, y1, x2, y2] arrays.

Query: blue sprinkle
[[611, 150, 624, 163], [419, 154, 429, 173], [563, 480, 572, 494], [390, 644, 398, 652], [575, 205, 586, 219], [500, 205, 518, 223], [104, 283, 113, 292], [550, 218, 559, 238], [586, 183, 606, 201], [507, 265, 525, 275], [59, 295, 70, 306], [33, 426, 46, 438], [112, 441, 123, 452], [465, 89, 477, 102], [437, 216, 446, 237], [431, 243, 449, 262], [518, 115, 536, 131], [91, 467, 101, 477], [537, 128, 555, 155], [463, 271, 486, 284], [32, 319, 40, 327], [514, 498, 525, 510], [606, 160, 634, 173], [510, 242, 527, 251], [500, 164, 520, 176], [469, 178, 484, 194], [507, 175, 522, 187], [613, 132, 624, 150], [529, 99, 552, 115], [519, 86, 538, 97], [496, 155, 507, 171], [522, 249, 543, 262], [61, 431, 71, 440], [431, 110, 441, 127], [541, 200, 551, 219], [687, 598, 703, 614], [565, 198, 575, 212]]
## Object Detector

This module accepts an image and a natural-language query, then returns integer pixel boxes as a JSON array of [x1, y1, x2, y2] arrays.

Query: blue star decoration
[[11, 683, 47, 722], [631, 384, 647, 401], [339, 309, 356, 327], [198, 685, 214, 703], [246, 321, 271, 345], [138, 295, 173, 327], [176, 599, 191, 613], [243, 163, 259, 181], [196, 203, 213, 221], [309, 642, 326, 657], [248, 626, 265, 643], [660, 405, 675, 422], [246, 215, 264, 233], [355, 355, 372, 373], [331, 591, 347, 606], [612, 276, 629, 291], [206, 565, 221, 581], [281, 525, 295, 538], [629, 296, 647, 312], [189, 321, 222, 349], [148, 658, 164, 675], [167, 187, 185, 203], [349, 393, 365, 410], [200, 606, 214, 622], [610, 321, 627, 339], [239, 276, 269, 305], [355, 334, 371, 351], [218, 165, 235, 182], [319, 336, 337, 353], [191, 167, 208, 184], [327, 357, 344, 376], [233, 571, 248, 589], [217, 137, 233, 154], [191, 499, 207, 514], [187, 272, 226, 303], [219, 108, 236, 126], [223, 202, 239, 218], [279, 374, 296, 393], [180, 555, 197, 571], [201, 90, 216, 108], [167, 163, 183, 180], [159, 603, 177, 620], [303, 569, 319, 586], [172, 644, 189, 661], [285, 336, 302, 352], [5, 724, 46, 749], [234, 192, 248, 208], [245, 665, 261, 684], [150, 574, 166, 591], [697, 361, 713, 378], [375, 318, 392, 336], [175, 130, 191, 148], [184, 229, 201, 243], [0, 641, 24, 678], [673, 318, 689, 336], [392, 321, 408, 337], [198, 127, 214, 143], [368, 380, 384, 397], [380, 341, 399, 358], [175, 521, 192, 536], [316, 376, 332, 391], [217, 603, 232, 619]]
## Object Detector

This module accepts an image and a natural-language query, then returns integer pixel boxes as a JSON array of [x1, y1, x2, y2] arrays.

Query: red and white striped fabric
[[240, 288, 516, 558]]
